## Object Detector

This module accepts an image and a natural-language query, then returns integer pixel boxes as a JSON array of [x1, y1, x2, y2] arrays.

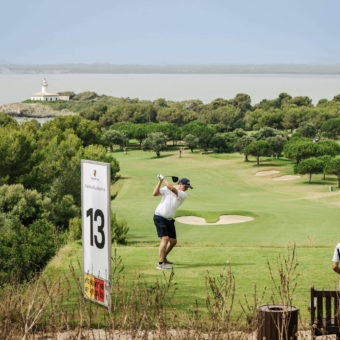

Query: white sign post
[[81, 159, 111, 308]]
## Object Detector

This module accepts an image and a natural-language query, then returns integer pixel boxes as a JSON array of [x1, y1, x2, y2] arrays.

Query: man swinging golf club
[[153, 174, 193, 270]]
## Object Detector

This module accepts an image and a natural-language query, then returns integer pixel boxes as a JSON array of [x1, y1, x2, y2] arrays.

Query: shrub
[[0, 184, 51, 226], [111, 212, 129, 245], [0, 113, 18, 127], [50, 194, 79, 229], [0, 219, 58, 283]]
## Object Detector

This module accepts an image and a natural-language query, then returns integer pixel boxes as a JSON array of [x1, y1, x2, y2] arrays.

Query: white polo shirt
[[332, 243, 340, 262], [155, 187, 187, 219]]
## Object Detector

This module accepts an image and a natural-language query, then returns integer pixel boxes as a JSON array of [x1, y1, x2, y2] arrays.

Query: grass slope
[[46, 242, 339, 320]]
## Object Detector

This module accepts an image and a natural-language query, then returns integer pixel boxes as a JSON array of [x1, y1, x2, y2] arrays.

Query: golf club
[[165, 175, 179, 183]]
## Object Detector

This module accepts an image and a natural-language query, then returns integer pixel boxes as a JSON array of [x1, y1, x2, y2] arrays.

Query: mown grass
[[41, 149, 340, 325], [44, 242, 339, 322], [110, 149, 340, 246]]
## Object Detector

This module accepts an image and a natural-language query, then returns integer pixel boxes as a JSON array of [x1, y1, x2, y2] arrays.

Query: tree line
[[27, 91, 340, 158], [26, 91, 340, 133], [0, 114, 127, 283]]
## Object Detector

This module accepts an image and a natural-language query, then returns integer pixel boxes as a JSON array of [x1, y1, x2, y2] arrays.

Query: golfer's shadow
[[175, 262, 255, 268]]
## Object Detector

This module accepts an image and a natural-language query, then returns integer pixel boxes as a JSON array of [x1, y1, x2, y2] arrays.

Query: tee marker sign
[[81, 160, 111, 308]]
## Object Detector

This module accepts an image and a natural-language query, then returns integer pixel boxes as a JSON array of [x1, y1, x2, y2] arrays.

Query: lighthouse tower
[[41, 78, 48, 93]]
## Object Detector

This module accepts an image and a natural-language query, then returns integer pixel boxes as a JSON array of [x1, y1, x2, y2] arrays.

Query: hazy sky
[[1, 0, 339, 64]]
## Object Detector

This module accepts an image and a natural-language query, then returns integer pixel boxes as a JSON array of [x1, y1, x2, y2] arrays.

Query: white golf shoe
[[156, 263, 172, 270]]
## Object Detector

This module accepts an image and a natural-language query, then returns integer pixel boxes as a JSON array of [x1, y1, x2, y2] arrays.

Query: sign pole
[[81, 159, 111, 308]]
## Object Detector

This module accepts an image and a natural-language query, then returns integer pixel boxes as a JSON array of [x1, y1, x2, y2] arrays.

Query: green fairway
[[111, 149, 340, 246], [45, 149, 340, 322]]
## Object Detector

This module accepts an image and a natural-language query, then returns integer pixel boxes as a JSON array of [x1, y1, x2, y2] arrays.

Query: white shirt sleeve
[[160, 187, 167, 195], [178, 190, 187, 202], [332, 244, 340, 262]]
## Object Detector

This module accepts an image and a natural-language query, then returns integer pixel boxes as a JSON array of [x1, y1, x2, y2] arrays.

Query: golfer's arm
[[332, 262, 340, 275], [163, 178, 178, 196], [152, 180, 163, 196]]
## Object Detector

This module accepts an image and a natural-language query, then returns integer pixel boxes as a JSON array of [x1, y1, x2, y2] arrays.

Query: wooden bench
[[310, 285, 340, 338]]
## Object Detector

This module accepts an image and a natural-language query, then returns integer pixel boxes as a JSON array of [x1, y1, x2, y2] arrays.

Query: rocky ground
[[0, 102, 76, 118]]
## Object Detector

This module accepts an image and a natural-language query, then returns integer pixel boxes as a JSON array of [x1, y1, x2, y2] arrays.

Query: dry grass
[[0, 246, 336, 340]]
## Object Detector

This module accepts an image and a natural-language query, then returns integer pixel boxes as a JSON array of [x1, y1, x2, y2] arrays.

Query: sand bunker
[[272, 175, 300, 181], [255, 170, 280, 176], [175, 215, 254, 225]]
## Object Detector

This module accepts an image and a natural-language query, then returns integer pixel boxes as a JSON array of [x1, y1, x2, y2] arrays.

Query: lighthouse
[[30, 78, 68, 101]]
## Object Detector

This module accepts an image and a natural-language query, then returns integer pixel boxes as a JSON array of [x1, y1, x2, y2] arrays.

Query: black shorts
[[153, 214, 177, 239]]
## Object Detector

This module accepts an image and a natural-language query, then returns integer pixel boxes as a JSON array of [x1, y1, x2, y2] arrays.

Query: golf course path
[[175, 215, 254, 225]]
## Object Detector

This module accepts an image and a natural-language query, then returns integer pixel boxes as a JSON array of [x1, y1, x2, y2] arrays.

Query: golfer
[[332, 242, 340, 275], [153, 174, 193, 270]]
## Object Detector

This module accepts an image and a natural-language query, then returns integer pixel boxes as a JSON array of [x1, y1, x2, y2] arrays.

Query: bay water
[[0, 73, 339, 107]]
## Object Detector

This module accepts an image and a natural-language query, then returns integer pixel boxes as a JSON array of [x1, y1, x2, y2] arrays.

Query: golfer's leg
[[165, 219, 177, 258], [165, 238, 177, 257], [159, 236, 169, 263]]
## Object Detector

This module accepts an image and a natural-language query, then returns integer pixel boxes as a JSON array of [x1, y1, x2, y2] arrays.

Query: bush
[[0, 219, 58, 283], [50, 195, 79, 229], [0, 113, 18, 127], [0, 184, 51, 226], [111, 212, 129, 245]]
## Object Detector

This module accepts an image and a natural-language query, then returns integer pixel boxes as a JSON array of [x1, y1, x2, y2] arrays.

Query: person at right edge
[[332, 242, 340, 276], [152, 174, 193, 270]]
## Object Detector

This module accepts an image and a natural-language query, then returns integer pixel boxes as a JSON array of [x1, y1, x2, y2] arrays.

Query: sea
[[1, 73, 340, 107]]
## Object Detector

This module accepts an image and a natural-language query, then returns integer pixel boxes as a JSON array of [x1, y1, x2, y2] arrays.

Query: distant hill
[[1, 63, 340, 74]]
